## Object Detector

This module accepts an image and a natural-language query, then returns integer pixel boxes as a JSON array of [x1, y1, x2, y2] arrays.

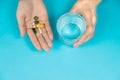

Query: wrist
[[86, 0, 101, 6], [19, 0, 43, 2], [32, 0, 43, 4], [78, 0, 101, 7], [19, 0, 43, 5], [90, 0, 101, 6]]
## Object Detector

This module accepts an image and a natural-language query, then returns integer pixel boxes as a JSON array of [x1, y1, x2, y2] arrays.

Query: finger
[[70, 6, 77, 13], [36, 29, 50, 52], [83, 11, 93, 27], [74, 12, 94, 47], [92, 10, 97, 27], [70, 1, 81, 13], [27, 28, 41, 50], [42, 28, 52, 48], [75, 34, 93, 47], [45, 21, 53, 40], [74, 27, 94, 47], [82, 33, 94, 44], [17, 15, 26, 37], [92, 14, 96, 28]]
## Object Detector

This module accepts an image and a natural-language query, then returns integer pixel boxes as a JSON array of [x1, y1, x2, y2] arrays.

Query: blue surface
[[0, 0, 120, 80]]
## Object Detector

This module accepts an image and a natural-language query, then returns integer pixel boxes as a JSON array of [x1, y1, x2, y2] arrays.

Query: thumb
[[70, 6, 77, 13], [16, 15, 26, 37]]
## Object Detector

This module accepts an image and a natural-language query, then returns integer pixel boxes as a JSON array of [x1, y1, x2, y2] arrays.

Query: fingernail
[[21, 33, 24, 38], [50, 43, 52, 48], [37, 47, 41, 51], [74, 45, 78, 48], [47, 49, 50, 52], [36, 45, 41, 51], [51, 35, 54, 40], [20, 33, 23, 37], [51, 37, 53, 40], [21, 35, 24, 38]]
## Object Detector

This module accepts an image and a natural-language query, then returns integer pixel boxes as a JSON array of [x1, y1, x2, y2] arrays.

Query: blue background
[[0, 0, 120, 80]]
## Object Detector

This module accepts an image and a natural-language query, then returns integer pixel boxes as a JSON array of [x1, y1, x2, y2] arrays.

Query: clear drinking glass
[[57, 13, 86, 46]]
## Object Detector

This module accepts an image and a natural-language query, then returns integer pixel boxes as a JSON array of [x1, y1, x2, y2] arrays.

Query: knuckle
[[16, 14, 25, 20], [89, 27, 94, 33]]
